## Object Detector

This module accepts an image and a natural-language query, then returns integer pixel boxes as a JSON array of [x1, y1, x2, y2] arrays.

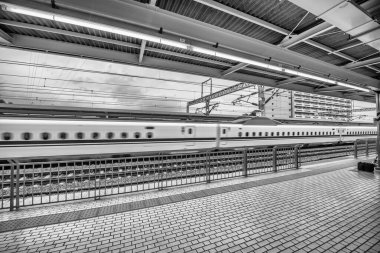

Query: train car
[[0, 117, 376, 159]]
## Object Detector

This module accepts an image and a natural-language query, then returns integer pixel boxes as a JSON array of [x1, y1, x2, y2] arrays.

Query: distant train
[[0, 117, 376, 159]]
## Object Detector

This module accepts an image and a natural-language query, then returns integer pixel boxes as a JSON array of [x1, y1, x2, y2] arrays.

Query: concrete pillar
[[375, 91, 380, 172]]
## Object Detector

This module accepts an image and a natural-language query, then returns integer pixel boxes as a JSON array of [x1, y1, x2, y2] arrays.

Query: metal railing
[[0, 139, 376, 211]]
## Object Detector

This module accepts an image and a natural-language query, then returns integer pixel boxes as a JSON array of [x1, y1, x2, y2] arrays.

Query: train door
[[220, 127, 229, 146], [335, 127, 346, 141], [184, 126, 195, 146]]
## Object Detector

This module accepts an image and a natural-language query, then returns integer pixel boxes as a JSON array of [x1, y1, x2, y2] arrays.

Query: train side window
[[22, 132, 32, 140], [121, 132, 128, 138], [59, 132, 67, 140], [2, 132, 12, 140], [188, 128, 193, 135], [282, 132, 285, 136], [271, 132, 274, 136], [302, 132, 304, 135], [252, 132, 256, 137], [292, 132, 295, 136], [287, 132, 290, 136], [277, 132, 280, 136], [92, 132, 100, 139], [265, 132, 268, 137], [76, 132, 84, 139], [306, 132, 309, 135], [297, 132, 300, 136], [134, 132, 141, 139], [245, 132, 249, 137], [238, 132, 242, 137], [107, 132, 114, 139], [259, 132, 262, 137], [41, 132, 50, 140], [222, 129, 226, 134], [310, 132, 313, 136], [147, 132, 153, 139]]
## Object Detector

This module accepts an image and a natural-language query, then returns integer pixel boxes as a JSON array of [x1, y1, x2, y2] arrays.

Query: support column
[[375, 91, 380, 172]]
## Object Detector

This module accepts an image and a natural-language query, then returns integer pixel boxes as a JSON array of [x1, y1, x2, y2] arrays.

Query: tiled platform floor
[[0, 157, 379, 253]]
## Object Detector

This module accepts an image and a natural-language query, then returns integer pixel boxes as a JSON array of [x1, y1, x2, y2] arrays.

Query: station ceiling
[[0, 0, 379, 102]]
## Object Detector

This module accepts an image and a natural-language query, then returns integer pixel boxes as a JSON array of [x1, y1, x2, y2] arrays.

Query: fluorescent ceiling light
[[0, 2, 372, 93], [1, 4, 54, 20], [336, 82, 370, 92]]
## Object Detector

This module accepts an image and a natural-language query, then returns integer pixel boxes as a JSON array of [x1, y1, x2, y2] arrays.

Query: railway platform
[[0, 157, 379, 253]]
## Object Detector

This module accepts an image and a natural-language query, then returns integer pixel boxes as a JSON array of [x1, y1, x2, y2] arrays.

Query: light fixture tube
[[0, 2, 371, 93]]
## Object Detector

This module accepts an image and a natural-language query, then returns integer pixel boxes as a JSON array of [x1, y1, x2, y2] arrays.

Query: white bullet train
[[0, 117, 377, 159]]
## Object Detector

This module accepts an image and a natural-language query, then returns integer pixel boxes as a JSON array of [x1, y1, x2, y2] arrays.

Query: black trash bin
[[357, 162, 375, 172]]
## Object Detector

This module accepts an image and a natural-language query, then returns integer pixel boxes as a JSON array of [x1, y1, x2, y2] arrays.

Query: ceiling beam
[[6, 0, 376, 89], [0, 27, 12, 44], [276, 77, 305, 87], [315, 86, 350, 92], [344, 56, 380, 69], [138, 40, 146, 64], [279, 23, 334, 48], [304, 39, 380, 73], [192, 0, 289, 35], [221, 63, 249, 76]]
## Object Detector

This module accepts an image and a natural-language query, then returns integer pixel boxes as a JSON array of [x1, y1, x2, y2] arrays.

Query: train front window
[[2, 132, 12, 140]]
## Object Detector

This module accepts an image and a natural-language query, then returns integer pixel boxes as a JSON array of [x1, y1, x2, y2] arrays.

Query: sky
[[0, 47, 376, 121]]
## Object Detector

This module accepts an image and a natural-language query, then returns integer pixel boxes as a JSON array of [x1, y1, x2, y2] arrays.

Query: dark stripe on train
[[0, 134, 373, 146]]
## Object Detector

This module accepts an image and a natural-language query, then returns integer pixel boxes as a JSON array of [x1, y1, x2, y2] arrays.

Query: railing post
[[354, 140, 358, 159], [366, 139, 369, 157], [159, 153, 164, 191], [15, 161, 20, 211], [94, 158, 100, 200], [295, 145, 299, 169], [206, 151, 211, 183], [242, 147, 248, 177], [9, 160, 14, 211], [273, 146, 277, 172]]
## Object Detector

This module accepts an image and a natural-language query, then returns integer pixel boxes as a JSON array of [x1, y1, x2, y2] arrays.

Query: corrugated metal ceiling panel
[[156, 0, 285, 44], [290, 42, 351, 66]]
